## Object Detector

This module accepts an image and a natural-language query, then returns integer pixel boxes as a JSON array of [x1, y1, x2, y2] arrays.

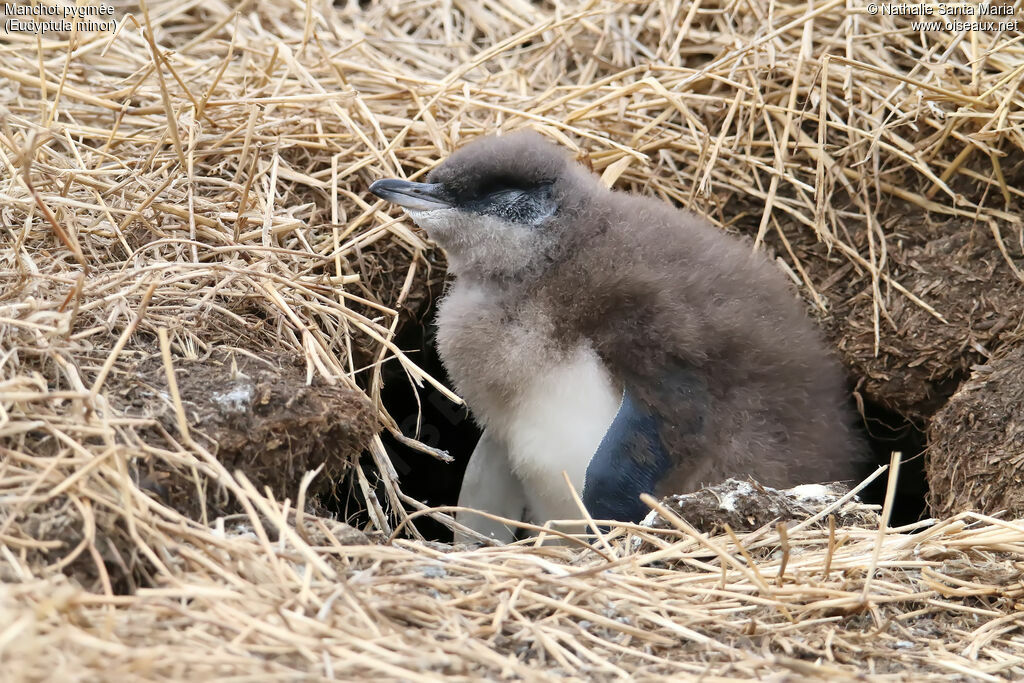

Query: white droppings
[[789, 484, 832, 500], [633, 510, 662, 549], [215, 521, 257, 541], [717, 479, 755, 511], [213, 383, 253, 412]]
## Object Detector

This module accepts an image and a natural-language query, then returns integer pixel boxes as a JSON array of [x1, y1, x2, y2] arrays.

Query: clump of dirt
[[643, 478, 877, 536], [927, 343, 1024, 519], [816, 213, 1024, 421], [116, 349, 379, 520]]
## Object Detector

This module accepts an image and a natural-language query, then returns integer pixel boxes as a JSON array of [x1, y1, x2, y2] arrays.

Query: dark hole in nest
[[318, 292, 480, 541], [855, 398, 930, 526], [375, 315, 481, 543], [369, 297, 933, 542]]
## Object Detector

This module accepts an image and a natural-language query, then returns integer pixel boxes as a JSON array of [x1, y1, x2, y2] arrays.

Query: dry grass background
[[2, 0, 1024, 679]]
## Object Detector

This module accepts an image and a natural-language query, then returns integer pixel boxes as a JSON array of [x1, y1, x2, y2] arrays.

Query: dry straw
[[2, 0, 1023, 678]]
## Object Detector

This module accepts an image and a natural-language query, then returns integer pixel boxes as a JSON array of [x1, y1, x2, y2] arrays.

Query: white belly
[[496, 346, 621, 524]]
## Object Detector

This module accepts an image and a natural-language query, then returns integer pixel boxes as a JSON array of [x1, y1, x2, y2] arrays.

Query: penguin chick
[[369, 131, 869, 541]]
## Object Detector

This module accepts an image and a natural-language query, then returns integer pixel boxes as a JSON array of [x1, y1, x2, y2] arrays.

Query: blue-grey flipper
[[456, 429, 527, 543], [583, 365, 707, 523], [582, 390, 671, 523]]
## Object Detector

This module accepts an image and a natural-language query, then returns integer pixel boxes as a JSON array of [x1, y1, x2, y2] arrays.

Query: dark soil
[[813, 212, 1024, 422], [927, 343, 1024, 519]]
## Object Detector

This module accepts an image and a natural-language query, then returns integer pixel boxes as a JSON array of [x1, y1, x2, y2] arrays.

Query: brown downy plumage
[[370, 130, 869, 534]]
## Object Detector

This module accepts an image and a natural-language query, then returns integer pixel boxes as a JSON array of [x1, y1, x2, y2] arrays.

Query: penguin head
[[369, 131, 598, 279]]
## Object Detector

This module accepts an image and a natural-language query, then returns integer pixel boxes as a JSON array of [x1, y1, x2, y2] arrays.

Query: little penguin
[[369, 131, 869, 541]]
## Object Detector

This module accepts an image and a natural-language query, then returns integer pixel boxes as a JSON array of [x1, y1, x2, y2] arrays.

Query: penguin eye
[[488, 188, 525, 201], [477, 177, 528, 198], [458, 178, 556, 224]]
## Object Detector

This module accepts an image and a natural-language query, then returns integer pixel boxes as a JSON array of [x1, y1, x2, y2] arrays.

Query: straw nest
[[2, 0, 1023, 678]]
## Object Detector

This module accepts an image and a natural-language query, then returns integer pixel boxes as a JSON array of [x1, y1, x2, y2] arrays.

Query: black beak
[[369, 179, 453, 210]]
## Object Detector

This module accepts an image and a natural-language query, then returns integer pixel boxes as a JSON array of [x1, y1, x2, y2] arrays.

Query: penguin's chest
[[435, 286, 621, 521], [499, 347, 622, 522]]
